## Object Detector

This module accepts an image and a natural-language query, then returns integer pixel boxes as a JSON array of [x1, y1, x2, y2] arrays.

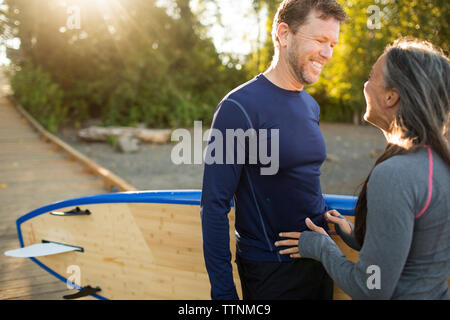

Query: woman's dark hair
[[354, 38, 450, 247]]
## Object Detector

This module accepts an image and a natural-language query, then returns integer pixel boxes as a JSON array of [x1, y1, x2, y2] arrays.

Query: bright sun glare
[[90, 0, 111, 9], [62, 0, 113, 11], [0, 0, 262, 65]]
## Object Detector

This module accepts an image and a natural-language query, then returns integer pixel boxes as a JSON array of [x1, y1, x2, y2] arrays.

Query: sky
[[0, 0, 268, 65]]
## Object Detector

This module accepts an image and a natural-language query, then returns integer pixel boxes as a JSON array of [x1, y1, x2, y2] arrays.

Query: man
[[201, 0, 347, 300]]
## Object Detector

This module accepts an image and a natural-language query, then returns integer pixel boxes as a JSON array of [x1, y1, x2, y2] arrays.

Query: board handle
[[50, 207, 91, 217]]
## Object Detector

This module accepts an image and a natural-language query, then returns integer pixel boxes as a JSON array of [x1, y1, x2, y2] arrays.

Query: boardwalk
[[0, 95, 123, 300]]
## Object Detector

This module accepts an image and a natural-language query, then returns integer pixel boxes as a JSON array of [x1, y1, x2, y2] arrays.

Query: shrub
[[10, 61, 67, 133]]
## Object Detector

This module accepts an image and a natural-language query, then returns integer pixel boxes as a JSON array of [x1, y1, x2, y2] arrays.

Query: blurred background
[[0, 0, 448, 193]]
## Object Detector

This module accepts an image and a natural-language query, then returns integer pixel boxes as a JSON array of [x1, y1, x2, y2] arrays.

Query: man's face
[[286, 10, 340, 86]]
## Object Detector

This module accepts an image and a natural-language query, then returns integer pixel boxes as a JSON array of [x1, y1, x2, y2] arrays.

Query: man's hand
[[275, 218, 329, 258]]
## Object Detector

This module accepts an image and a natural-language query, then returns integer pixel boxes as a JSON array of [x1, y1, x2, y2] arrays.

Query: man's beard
[[287, 45, 319, 86]]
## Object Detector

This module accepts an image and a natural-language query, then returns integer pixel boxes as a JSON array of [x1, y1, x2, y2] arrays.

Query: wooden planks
[[0, 96, 120, 300], [10, 101, 137, 193], [330, 216, 358, 300], [18, 202, 228, 300]]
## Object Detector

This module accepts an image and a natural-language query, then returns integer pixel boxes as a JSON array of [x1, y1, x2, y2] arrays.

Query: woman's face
[[363, 54, 391, 130]]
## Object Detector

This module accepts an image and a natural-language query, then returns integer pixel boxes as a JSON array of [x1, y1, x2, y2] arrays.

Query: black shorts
[[236, 255, 334, 300]]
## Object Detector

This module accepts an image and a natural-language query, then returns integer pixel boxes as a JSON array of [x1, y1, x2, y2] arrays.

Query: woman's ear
[[385, 89, 400, 108]]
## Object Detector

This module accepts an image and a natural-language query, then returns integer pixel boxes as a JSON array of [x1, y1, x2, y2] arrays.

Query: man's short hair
[[272, 0, 347, 49]]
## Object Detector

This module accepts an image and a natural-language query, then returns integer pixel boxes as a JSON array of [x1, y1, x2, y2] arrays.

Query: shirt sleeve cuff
[[298, 231, 337, 261]]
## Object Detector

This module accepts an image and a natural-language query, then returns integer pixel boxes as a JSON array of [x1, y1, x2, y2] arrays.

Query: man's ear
[[385, 89, 400, 108], [277, 22, 291, 48]]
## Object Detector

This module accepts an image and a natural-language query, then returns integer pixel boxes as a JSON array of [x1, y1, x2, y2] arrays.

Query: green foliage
[[245, 0, 279, 74], [317, 0, 448, 122], [106, 134, 118, 149], [10, 60, 67, 133], [2, 0, 447, 126], [248, 0, 449, 122], [1, 0, 247, 130]]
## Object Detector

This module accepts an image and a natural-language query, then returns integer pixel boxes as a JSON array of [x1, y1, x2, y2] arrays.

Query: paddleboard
[[7, 190, 358, 300]]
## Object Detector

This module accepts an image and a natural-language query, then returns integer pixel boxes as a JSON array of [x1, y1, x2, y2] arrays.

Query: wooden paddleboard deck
[[13, 190, 358, 300]]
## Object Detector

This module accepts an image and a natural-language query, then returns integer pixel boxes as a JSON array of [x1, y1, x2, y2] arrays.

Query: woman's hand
[[275, 218, 329, 258], [325, 210, 352, 236]]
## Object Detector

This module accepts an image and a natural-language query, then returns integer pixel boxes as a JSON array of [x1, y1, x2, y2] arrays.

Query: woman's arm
[[326, 210, 362, 251], [296, 163, 416, 299]]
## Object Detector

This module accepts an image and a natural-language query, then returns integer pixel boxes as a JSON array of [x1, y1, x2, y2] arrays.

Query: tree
[[1, 0, 247, 130], [245, 0, 279, 74], [248, 0, 449, 122]]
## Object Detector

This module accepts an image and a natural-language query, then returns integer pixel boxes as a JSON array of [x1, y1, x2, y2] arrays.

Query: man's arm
[[201, 99, 251, 300]]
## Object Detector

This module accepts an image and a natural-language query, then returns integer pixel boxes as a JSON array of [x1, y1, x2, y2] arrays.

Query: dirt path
[[319, 123, 386, 195]]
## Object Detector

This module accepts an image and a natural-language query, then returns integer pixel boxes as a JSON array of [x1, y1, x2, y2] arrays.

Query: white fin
[[4, 243, 81, 258]]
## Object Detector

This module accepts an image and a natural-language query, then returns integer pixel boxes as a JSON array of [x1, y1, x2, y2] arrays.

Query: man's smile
[[311, 60, 325, 72]]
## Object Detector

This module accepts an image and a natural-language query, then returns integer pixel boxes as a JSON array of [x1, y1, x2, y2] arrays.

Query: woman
[[275, 38, 450, 300]]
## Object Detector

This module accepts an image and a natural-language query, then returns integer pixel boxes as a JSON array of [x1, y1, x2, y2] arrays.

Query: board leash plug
[[63, 286, 102, 300]]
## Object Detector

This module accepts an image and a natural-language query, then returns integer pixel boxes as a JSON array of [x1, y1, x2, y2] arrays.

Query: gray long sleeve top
[[298, 147, 450, 300]]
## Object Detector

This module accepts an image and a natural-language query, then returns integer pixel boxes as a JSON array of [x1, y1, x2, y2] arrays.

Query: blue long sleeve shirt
[[201, 74, 328, 300]]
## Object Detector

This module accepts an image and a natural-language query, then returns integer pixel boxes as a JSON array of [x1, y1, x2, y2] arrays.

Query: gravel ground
[[57, 122, 387, 197]]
